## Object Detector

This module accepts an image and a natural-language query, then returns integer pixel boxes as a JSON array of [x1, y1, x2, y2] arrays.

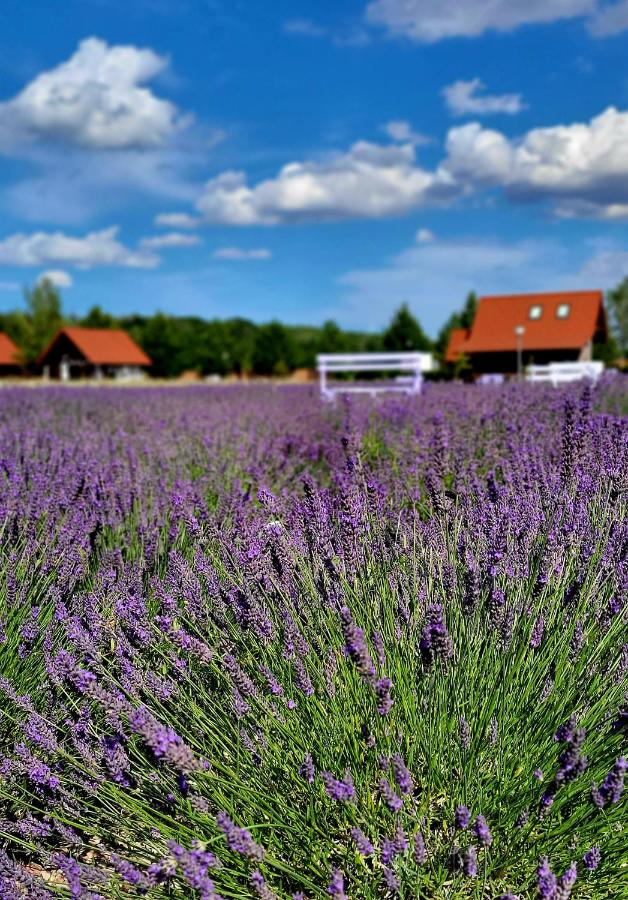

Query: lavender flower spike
[[473, 814, 492, 847]]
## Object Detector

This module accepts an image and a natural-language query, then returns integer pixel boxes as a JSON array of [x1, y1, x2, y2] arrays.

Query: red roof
[[460, 291, 606, 354], [0, 332, 20, 366], [445, 327, 470, 364], [39, 327, 151, 367]]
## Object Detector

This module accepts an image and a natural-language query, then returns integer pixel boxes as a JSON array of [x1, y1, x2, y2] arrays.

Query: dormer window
[[556, 303, 570, 319], [529, 304, 543, 320]]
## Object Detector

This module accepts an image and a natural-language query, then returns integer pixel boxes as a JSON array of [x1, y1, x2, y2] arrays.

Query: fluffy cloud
[[37, 269, 73, 288], [194, 141, 457, 225], [0, 227, 158, 268], [0, 37, 189, 151], [212, 247, 272, 260], [140, 232, 201, 249], [416, 228, 435, 243], [588, 0, 628, 35], [383, 120, 431, 144], [155, 212, 203, 229], [443, 79, 525, 116], [365, 0, 595, 41], [443, 107, 628, 215]]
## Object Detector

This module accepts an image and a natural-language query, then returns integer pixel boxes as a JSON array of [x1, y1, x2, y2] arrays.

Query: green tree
[[80, 305, 117, 329], [252, 322, 296, 375], [435, 291, 477, 363], [382, 303, 432, 352], [607, 278, 628, 357], [20, 279, 65, 364], [317, 320, 348, 355]]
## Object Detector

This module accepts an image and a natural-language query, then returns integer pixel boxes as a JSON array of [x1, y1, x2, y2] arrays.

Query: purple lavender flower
[[328, 869, 347, 900], [537, 857, 557, 898], [292, 657, 314, 697], [558, 861, 577, 897], [582, 847, 601, 871], [530, 615, 545, 649], [455, 805, 471, 829], [375, 677, 393, 715], [383, 867, 399, 891], [393, 826, 408, 853], [339, 606, 376, 683], [591, 756, 626, 807], [391, 753, 413, 795], [299, 752, 315, 784], [379, 777, 403, 812], [216, 812, 264, 861], [473, 815, 492, 847], [259, 664, 283, 695], [458, 716, 471, 751], [413, 832, 426, 865], [419, 604, 454, 666], [463, 845, 478, 877], [251, 870, 276, 900], [350, 827, 374, 856], [321, 770, 355, 803], [381, 838, 399, 866], [372, 630, 386, 667]]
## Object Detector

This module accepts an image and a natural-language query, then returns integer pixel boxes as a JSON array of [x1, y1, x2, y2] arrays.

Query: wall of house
[[469, 348, 581, 375]]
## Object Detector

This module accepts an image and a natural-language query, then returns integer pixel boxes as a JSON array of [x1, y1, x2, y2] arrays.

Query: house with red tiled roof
[[38, 327, 151, 380], [0, 332, 21, 375], [445, 291, 608, 376]]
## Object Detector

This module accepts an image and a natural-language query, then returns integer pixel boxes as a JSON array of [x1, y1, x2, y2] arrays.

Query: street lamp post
[[514, 325, 525, 381]]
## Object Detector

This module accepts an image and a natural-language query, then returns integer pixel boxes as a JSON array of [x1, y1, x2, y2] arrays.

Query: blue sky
[[0, 0, 627, 334]]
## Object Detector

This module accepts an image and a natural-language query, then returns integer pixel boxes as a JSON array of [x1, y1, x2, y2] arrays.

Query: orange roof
[[39, 327, 151, 366], [445, 327, 470, 363], [462, 291, 606, 353], [0, 332, 20, 366]]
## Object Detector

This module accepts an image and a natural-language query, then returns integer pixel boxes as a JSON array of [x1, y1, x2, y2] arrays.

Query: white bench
[[316, 352, 433, 400], [526, 361, 604, 386]]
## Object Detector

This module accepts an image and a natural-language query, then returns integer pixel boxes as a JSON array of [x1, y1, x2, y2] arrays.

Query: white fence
[[526, 361, 604, 386], [316, 352, 434, 400]]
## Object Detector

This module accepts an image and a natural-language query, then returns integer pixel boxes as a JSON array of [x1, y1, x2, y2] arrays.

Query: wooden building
[[38, 327, 151, 380], [0, 333, 21, 375], [445, 291, 608, 376]]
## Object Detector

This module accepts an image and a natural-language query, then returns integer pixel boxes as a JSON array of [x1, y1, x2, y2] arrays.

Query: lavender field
[[0, 380, 626, 899]]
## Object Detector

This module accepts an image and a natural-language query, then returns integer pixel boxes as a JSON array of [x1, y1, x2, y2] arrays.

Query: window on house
[[556, 303, 570, 319], [528, 304, 543, 320]]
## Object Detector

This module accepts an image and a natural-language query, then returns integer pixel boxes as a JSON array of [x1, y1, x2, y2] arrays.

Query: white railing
[[526, 361, 604, 386], [316, 352, 434, 400]]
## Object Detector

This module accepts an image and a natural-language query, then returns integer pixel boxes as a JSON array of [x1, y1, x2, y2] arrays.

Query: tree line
[[0, 278, 625, 378]]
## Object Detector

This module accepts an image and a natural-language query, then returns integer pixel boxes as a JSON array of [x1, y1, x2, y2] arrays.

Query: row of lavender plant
[[0, 378, 626, 898]]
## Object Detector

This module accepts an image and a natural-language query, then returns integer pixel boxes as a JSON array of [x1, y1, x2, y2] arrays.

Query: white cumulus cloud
[[37, 269, 73, 288], [383, 120, 432, 144], [0, 37, 189, 151], [443, 106, 628, 216], [140, 232, 201, 249], [0, 226, 159, 269], [588, 0, 628, 35], [443, 78, 525, 116], [365, 0, 595, 41], [155, 212, 203, 229], [212, 247, 272, 260], [194, 141, 457, 225]]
